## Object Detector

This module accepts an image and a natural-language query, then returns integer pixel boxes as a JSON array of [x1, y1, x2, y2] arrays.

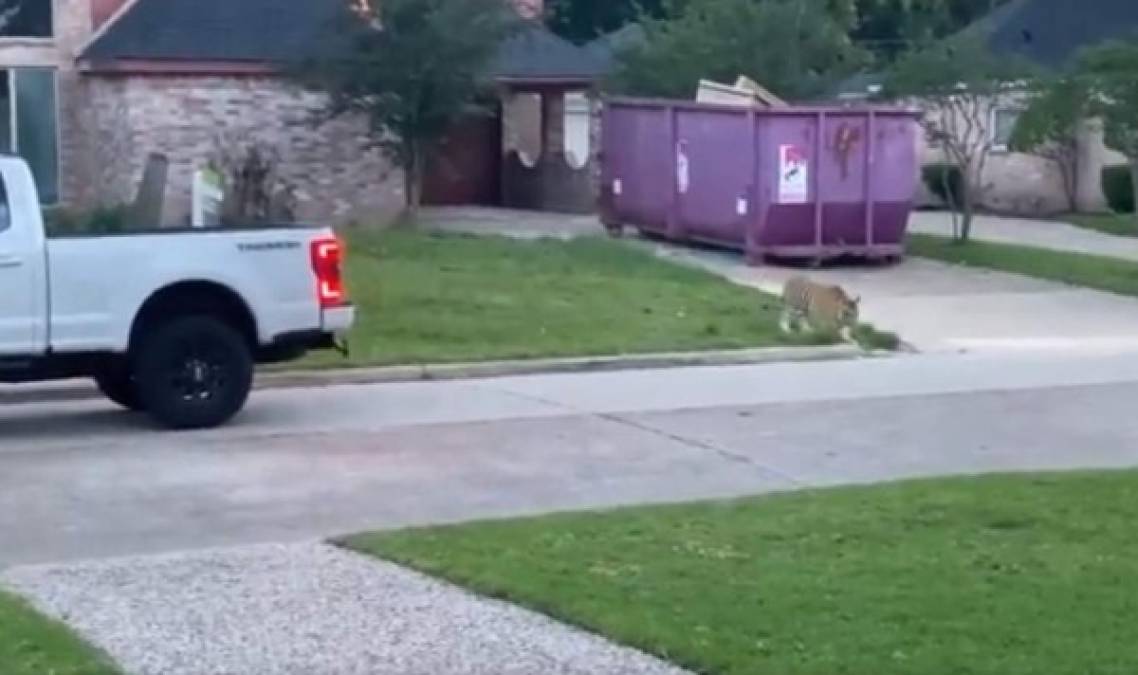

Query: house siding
[[911, 93, 1126, 216], [919, 142, 1072, 215], [79, 74, 404, 224]]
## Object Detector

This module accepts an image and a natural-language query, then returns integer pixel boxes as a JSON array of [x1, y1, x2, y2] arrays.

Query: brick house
[[837, 0, 1138, 216], [1, 0, 603, 224]]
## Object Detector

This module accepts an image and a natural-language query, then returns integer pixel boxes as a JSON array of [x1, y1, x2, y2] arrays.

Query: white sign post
[[192, 167, 224, 228]]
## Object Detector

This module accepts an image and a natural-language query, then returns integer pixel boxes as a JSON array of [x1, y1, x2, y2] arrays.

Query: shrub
[[212, 142, 298, 225], [43, 204, 131, 236], [922, 164, 964, 208], [853, 323, 902, 351], [1101, 165, 1135, 214]]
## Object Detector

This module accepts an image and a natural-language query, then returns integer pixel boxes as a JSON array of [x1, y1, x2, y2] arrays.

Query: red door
[[422, 112, 502, 206]]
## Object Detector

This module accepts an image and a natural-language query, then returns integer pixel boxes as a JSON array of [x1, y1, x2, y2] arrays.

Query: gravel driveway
[[2, 542, 686, 675]]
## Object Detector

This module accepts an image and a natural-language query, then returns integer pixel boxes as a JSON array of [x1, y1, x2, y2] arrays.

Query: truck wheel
[[133, 315, 254, 430], [94, 368, 143, 411]]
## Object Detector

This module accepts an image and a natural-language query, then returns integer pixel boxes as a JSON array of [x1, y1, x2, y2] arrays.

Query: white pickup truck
[[0, 156, 355, 429]]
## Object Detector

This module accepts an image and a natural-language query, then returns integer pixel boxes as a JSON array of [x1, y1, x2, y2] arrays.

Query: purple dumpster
[[599, 98, 921, 264]]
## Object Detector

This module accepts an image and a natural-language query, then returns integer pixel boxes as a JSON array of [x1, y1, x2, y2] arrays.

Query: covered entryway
[[421, 24, 605, 214]]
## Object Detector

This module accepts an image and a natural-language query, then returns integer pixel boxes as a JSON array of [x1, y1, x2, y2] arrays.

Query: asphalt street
[[4, 350, 1138, 568]]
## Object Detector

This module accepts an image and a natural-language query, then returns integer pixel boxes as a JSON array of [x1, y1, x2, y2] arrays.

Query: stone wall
[[77, 74, 404, 224]]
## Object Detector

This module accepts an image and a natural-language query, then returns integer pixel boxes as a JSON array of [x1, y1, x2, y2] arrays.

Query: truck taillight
[[311, 236, 347, 308]]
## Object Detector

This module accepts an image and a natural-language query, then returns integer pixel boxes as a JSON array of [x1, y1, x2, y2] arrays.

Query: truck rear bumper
[[322, 305, 356, 335], [259, 305, 355, 364]]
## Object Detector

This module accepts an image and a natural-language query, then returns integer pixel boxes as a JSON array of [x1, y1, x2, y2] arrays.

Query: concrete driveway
[[651, 244, 1138, 355]]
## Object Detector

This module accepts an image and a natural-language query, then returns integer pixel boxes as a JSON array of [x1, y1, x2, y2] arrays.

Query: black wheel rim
[[166, 333, 233, 404]]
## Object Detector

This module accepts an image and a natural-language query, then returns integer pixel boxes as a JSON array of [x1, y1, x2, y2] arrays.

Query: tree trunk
[[1130, 159, 1138, 227], [403, 142, 424, 221], [941, 166, 961, 240], [959, 176, 975, 243], [1062, 147, 1078, 214]]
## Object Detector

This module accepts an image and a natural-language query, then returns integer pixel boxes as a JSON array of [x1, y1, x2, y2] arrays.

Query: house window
[[0, 0, 53, 38], [991, 107, 1022, 152], [0, 68, 59, 203]]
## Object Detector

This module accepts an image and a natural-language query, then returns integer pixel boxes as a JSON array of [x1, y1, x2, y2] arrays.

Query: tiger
[[780, 275, 861, 341]]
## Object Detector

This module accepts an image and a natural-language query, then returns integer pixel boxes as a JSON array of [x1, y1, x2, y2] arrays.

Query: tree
[[610, 0, 867, 101], [545, 0, 1006, 59], [0, 0, 23, 32], [1077, 37, 1138, 224], [546, 0, 665, 43], [297, 0, 519, 216], [1009, 77, 1087, 213], [853, 0, 1010, 62], [886, 37, 1031, 242]]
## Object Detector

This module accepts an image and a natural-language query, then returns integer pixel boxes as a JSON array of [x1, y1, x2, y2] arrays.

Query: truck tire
[[94, 368, 143, 411], [132, 315, 254, 430]]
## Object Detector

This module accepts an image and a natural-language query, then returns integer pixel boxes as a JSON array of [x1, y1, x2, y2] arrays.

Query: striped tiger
[[780, 275, 860, 341]]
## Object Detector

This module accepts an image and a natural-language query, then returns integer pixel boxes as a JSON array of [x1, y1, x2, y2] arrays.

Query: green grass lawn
[[302, 230, 814, 368], [0, 590, 119, 675], [347, 471, 1138, 675], [909, 232, 1138, 297], [1061, 212, 1138, 238]]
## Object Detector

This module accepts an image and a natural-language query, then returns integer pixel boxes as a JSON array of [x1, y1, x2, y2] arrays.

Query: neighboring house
[[837, 0, 1138, 215], [0, 0, 604, 224]]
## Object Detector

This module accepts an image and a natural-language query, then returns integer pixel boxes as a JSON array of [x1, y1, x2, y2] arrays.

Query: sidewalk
[[909, 211, 1138, 262]]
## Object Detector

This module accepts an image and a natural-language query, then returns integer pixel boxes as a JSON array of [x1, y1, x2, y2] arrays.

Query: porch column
[[541, 91, 566, 160]]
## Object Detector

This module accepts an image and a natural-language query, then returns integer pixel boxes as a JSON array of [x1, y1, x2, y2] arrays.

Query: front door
[[422, 112, 503, 206], [0, 171, 39, 356]]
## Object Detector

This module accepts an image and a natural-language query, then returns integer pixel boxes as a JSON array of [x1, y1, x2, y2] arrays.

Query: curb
[[0, 344, 864, 406]]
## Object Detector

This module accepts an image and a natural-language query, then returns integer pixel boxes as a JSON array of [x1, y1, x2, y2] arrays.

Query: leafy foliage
[[44, 204, 131, 236], [886, 37, 1033, 240], [297, 0, 520, 214], [610, 0, 867, 100], [212, 142, 298, 225], [546, 0, 665, 43], [547, 0, 1010, 60], [1010, 76, 1088, 212], [1079, 38, 1138, 160], [853, 0, 1012, 61], [1076, 37, 1138, 222]]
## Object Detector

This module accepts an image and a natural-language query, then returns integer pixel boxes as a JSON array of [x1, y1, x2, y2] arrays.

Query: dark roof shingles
[[986, 0, 1138, 68], [83, 0, 604, 80]]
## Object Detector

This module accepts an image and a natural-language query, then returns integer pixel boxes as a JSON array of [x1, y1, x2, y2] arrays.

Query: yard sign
[[192, 167, 224, 228]]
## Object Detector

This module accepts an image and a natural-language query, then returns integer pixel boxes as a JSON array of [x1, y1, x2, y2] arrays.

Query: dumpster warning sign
[[778, 144, 809, 204], [676, 140, 690, 195]]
